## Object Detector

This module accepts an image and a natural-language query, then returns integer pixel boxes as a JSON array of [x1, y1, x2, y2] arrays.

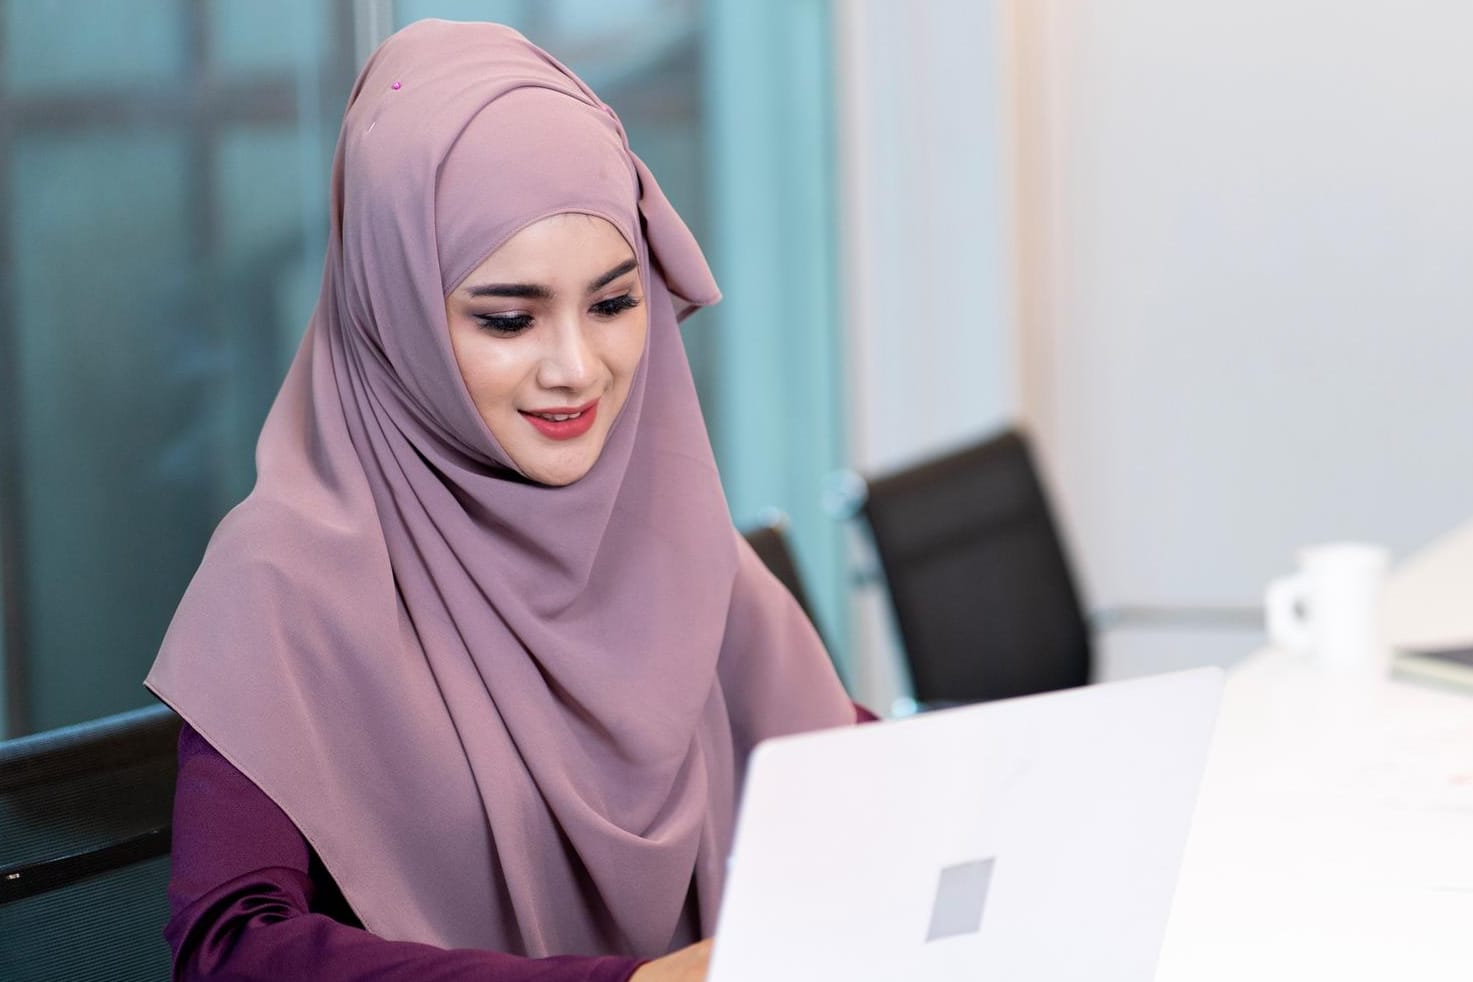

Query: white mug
[[1265, 542, 1390, 671]]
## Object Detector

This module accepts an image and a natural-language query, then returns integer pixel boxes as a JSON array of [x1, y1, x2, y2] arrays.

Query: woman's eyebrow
[[462, 259, 636, 300], [587, 258, 637, 293], [465, 282, 552, 300]]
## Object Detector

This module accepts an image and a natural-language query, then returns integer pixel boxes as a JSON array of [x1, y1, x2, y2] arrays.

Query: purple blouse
[[166, 723, 645, 981], [167, 705, 877, 980]]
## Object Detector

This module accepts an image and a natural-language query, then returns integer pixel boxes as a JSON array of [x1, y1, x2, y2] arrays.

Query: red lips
[[519, 399, 599, 440]]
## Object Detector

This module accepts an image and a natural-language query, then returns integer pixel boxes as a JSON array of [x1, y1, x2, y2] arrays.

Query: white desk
[[1156, 522, 1473, 980]]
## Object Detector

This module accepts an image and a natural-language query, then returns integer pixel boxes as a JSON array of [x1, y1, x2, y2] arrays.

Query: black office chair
[[0, 703, 181, 981], [856, 428, 1091, 706]]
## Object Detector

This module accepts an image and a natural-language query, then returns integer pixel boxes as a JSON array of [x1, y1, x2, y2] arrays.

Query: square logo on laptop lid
[[925, 857, 996, 942]]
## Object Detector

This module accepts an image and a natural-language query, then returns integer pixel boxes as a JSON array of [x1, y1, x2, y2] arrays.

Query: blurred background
[[2, 0, 1470, 735]]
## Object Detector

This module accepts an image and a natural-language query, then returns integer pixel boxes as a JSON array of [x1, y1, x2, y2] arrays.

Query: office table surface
[[1156, 521, 1473, 981]]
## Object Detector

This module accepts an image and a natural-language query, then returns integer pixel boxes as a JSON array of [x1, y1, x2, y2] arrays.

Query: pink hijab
[[146, 19, 852, 958]]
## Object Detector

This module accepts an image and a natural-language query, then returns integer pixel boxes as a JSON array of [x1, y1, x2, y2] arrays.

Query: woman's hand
[[629, 938, 713, 982]]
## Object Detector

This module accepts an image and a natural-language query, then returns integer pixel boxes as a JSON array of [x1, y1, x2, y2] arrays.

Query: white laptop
[[707, 668, 1223, 982]]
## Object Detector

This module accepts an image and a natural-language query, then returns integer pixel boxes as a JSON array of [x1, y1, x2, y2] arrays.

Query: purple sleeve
[[167, 723, 644, 982]]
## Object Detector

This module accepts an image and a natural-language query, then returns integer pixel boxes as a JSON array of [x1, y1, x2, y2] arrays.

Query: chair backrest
[[0, 703, 181, 981], [860, 428, 1091, 705], [742, 515, 824, 646]]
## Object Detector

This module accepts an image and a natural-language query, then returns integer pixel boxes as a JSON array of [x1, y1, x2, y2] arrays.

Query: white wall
[[1011, 0, 1473, 648], [837, 1, 1473, 697], [836, 0, 1015, 474]]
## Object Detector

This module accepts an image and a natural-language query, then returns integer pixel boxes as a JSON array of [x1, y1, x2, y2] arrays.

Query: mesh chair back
[[861, 429, 1091, 705], [0, 704, 181, 981]]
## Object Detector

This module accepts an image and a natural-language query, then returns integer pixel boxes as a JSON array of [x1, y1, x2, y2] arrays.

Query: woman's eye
[[474, 313, 533, 336], [591, 294, 642, 318]]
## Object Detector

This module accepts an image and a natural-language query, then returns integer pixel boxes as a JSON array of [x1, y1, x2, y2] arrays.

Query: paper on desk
[[1383, 517, 1473, 649]]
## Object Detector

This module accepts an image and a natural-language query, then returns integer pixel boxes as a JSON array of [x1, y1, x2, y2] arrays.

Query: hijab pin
[[391, 80, 402, 90]]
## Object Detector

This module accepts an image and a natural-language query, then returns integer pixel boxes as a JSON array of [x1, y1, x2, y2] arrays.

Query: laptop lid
[[707, 668, 1223, 982]]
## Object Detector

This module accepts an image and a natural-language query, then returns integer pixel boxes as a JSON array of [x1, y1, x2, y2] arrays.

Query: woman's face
[[445, 213, 647, 486]]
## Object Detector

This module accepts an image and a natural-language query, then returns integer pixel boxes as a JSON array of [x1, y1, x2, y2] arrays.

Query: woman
[[146, 19, 858, 982]]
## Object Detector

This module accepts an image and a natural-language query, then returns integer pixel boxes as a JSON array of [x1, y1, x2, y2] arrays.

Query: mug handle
[[1265, 574, 1314, 653]]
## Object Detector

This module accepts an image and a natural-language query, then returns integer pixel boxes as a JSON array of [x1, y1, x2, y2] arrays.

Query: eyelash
[[473, 294, 642, 336], [593, 294, 642, 318]]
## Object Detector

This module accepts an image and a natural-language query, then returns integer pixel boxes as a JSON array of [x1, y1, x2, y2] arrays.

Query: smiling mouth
[[520, 400, 599, 440]]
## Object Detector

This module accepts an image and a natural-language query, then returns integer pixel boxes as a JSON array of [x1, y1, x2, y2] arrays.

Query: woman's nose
[[536, 317, 596, 392]]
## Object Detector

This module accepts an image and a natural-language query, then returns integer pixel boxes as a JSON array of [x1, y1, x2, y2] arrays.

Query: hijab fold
[[147, 19, 853, 957]]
